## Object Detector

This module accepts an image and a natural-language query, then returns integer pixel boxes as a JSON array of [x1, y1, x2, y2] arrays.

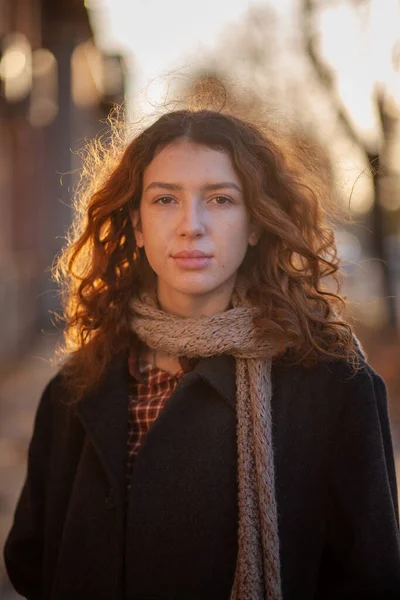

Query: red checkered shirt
[[126, 349, 196, 489]]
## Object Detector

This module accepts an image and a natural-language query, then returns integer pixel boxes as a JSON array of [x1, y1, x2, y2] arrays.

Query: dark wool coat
[[4, 352, 400, 600]]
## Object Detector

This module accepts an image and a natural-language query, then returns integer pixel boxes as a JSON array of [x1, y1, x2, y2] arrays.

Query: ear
[[248, 221, 262, 247], [131, 209, 144, 248]]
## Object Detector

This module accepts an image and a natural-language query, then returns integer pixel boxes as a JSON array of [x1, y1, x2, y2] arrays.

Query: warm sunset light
[[2, 3, 400, 598]]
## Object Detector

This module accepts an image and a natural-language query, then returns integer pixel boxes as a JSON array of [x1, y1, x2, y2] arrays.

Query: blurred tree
[[301, 0, 400, 330], [184, 5, 282, 120]]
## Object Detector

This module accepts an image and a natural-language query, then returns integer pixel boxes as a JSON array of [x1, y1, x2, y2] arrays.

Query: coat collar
[[192, 354, 236, 411]]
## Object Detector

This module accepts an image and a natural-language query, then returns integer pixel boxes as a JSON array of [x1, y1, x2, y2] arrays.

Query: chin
[[176, 282, 217, 297], [166, 275, 225, 298]]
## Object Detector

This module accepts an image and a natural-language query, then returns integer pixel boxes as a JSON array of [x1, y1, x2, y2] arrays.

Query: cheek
[[142, 234, 164, 262], [141, 244, 163, 279], [140, 222, 168, 272], [219, 218, 250, 250], [140, 213, 162, 247], [214, 222, 250, 270]]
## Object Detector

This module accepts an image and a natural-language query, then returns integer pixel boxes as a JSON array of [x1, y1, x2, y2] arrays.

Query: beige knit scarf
[[130, 278, 283, 600]]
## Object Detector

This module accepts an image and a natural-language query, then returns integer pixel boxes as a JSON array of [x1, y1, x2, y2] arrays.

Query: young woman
[[4, 109, 400, 600]]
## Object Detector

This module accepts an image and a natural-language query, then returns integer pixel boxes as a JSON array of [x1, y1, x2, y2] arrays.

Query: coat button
[[105, 489, 115, 510]]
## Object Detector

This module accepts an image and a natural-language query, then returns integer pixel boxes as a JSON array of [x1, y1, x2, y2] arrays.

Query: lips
[[171, 250, 213, 270], [172, 250, 212, 258]]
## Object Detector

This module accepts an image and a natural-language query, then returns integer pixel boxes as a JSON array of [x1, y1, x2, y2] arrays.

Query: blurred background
[[0, 0, 400, 597]]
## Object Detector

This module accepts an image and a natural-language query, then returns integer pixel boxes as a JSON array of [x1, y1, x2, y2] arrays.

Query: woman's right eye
[[154, 196, 176, 205]]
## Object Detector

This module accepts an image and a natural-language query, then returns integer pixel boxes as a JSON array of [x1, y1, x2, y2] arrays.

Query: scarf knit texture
[[130, 278, 283, 600]]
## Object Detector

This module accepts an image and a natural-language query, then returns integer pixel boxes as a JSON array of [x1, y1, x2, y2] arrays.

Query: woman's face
[[133, 139, 260, 305]]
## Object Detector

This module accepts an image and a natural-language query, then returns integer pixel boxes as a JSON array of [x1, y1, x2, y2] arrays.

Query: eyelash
[[154, 196, 233, 205]]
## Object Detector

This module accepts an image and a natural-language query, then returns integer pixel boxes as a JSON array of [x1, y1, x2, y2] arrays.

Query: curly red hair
[[55, 109, 357, 400]]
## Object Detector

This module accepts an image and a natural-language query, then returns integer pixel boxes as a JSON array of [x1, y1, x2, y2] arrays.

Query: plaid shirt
[[126, 349, 196, 489]]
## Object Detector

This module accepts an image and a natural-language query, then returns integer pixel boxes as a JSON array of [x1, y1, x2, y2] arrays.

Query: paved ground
[[0, 335, 399, 599]]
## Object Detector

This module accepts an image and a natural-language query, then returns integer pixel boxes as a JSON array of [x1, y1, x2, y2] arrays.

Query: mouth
[[171, 250, 212, 258], [171, 251, 213, 270]]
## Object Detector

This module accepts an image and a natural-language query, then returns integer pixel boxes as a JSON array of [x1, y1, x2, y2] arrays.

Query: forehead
[[142, 139, 241, 186]]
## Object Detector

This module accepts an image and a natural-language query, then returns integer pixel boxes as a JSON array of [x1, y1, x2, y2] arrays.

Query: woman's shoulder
[[320, 353, 384, 395], [32, 371, 74, 432], [39, 368, 72, 404], [276, 343, 382, 383], [272, 352, 386, 414], [41, 348, 129, 405], [271, 354, 391, 462]]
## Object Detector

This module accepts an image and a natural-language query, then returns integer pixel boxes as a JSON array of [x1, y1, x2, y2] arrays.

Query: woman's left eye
[[210, 196, 233, 205]]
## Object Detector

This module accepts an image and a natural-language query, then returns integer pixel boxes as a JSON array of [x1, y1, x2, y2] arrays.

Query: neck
[[156, 278, 236, 318], [141, 344, 183, 375]]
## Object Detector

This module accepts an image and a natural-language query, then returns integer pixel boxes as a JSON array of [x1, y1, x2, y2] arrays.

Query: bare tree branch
[[301, 0, 368, 152]]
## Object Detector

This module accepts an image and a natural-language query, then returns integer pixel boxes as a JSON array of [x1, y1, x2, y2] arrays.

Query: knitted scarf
[[130, 279, 283, 600]]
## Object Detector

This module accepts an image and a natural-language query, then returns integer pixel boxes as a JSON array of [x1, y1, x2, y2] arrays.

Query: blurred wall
[[0, 0, 125, 367]]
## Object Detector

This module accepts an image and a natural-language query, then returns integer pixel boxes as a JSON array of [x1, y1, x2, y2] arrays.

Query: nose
[[176, 197, 206, 239]]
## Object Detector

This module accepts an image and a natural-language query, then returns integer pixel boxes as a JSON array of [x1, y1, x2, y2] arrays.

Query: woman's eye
[[210, 196, 233, 205], [154, 196, 175, 205]]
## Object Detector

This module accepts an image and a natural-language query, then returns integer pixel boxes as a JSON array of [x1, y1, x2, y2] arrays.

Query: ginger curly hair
[[55, 108, 357, 401]]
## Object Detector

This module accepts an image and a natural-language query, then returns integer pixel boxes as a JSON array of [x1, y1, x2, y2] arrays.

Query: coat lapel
[[74, 351, 236, 506], [125, 354, 239, 600], [75, 350, 130, 505], [193, 354, 237, 410]]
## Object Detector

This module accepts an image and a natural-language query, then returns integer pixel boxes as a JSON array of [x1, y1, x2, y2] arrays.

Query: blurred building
[[0, 0, 125, 365]]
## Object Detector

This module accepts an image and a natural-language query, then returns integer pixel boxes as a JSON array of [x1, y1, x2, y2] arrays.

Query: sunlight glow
[[85, 0, 294, 116], [86, 0, 400, 216], [319, 0, 400, 150], [0, 33, 32, 102]]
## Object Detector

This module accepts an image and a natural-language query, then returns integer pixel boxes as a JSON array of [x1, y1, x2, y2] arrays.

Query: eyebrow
[[144, 181, 243, 193]]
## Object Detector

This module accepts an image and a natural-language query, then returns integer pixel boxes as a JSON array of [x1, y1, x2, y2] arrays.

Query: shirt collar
[[128, 346, 197, 384], [128, 339, 236, 409]]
